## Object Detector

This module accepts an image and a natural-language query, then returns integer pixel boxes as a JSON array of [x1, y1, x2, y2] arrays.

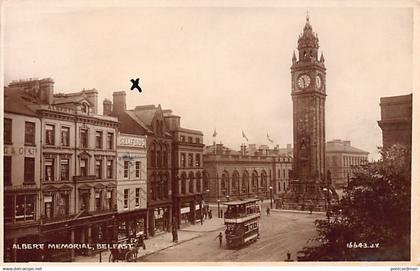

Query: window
[[95, 159, 102, 179], [80, 129, 88, 148], [4, 118, 12, 143], [45, 124, 55, 145], [61, 127, 70, 146], [195, 154, 201, 167], [124, 161, 129, 178], [57, 193, 69, 216], [44, 158, 55, 182], [95, 131, 103, 149], [106, 160, 113, 179], [278, 169, 280, 178], [188, 137, 193, 143], [25, 122, 35, 145], [135, 161, 141, 178], [180, 153, 186, 168], [181, 174, 186, 194], [44, 195, 54, 219], [106, 190, 113, 210], [107, 133, 114, 150], [15, 194, 35, 222], [135, 188, 140, 207], [123, 189, 129, 208], [24, 157, 35, 184], [180, 135, 185, 142], [195, 137, 200, 144], [4, 156, 11, 186], [81, 103, 88, 113], [60, 159, 69, 181], [283, 169, 286, 178], [163, 147, 168, 167], [95, 191, 102, 211], [189, 173, 194, 193], [188, 153, 193, 167], [157, 148, 161, 168], [80, 158, 88, 176]]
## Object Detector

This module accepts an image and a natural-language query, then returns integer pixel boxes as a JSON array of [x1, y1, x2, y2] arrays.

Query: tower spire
[[306, 9, 309, 22]]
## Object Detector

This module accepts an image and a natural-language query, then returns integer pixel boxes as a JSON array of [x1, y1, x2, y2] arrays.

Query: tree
[[299, 144, 411, 261]]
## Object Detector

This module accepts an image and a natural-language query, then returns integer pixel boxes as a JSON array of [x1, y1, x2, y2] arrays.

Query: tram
[[223, 199, 261, 248]]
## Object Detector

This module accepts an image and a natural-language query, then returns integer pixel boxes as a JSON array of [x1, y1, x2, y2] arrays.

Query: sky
[[3, 1, 415, 161]]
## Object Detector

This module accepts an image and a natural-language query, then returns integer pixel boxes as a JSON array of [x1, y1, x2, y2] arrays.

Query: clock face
[[316, 75, 322, 89], [297, 74, 311, 89]]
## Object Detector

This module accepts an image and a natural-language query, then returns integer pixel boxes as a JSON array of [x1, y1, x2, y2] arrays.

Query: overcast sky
[[3, 1, 414, 160]]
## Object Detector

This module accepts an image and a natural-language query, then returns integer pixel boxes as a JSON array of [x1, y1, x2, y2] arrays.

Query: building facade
[[377, 94, 412, 149], [115, 133, 148, 241], [325, 140, 369, 189], [4, 78, 119, 261], [164, 110, 205, 228], [203, 143, 292, 205], [109, 92, 173, 237], [4, 86, 42, 262]]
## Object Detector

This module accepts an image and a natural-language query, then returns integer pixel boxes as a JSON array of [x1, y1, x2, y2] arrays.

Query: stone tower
[[291, 14, 326, 182]]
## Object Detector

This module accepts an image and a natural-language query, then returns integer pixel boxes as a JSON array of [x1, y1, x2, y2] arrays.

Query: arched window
[[157, 144, 162, 168], [221, 172, 229, 193], [157, 173, 163, 199], [163, 144, 168, 167], [150, 174, 156, 200], [242, 171, 249, 193], [150, 143, 156, 168], [163, 173, 168, 199], [232, 171, 239, 193], [188, 172, 195, 193], [181, 172, 187, 194], [261, 171, 267, 192], [196, 172, 202, 193], [251, 171, 258, 192]]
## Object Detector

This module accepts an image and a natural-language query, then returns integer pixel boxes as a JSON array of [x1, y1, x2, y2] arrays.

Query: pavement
[[74, 217, 225, 263]]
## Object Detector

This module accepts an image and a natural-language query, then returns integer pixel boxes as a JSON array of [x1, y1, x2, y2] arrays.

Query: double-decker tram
[[223, 199, 261, 249]]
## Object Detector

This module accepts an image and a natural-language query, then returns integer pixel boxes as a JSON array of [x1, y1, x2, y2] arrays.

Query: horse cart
[[108, 235, 146, 262]]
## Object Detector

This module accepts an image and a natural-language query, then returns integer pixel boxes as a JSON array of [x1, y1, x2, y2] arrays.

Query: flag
[[242, 130, 248, 141], [212, 128, 217, 137], [267, 133, 274, 143]]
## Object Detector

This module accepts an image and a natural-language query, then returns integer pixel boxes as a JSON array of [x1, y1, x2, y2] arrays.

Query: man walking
[[266, 207, 270, 216], [215, 232, 223, 248]]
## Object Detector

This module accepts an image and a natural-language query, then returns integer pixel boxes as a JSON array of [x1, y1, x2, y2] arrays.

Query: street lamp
[[323, 187, 331, 222], [269, 186, 273, 209], [217, 199, 221, 218]]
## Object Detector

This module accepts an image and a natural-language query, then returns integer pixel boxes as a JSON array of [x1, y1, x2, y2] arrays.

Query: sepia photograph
[[1, 0, 418, 267]]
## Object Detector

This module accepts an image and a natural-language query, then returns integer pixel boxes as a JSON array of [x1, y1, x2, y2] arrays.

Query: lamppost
[[217, 199, 221, 218], [98, 228, 103, 262], [323, 187, 331, 222], [269, 186, 273, 209]]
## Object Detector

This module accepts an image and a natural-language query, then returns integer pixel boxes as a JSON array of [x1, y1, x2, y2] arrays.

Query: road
[[142, 210, 323, 262]]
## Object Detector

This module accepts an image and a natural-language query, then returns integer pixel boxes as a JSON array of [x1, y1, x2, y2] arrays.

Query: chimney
[[39, 78, 54, 105], [113, 91, 126, 115], [103, 98, 112, 116], [84, 89, 98, 114]]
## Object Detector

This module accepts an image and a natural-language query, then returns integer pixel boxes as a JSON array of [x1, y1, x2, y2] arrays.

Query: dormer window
[[81, 103, 88, 114]]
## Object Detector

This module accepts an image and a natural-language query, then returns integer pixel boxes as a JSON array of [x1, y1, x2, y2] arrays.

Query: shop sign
[[118, 135, 145, 148], [195, 204, 200, 210], [4, 146, 37, 156], [181, 207, 190, 214], [44, 195, 53, 203]]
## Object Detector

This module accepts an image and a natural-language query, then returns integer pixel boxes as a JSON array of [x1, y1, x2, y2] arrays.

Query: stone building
[[163, 110, 205, 228], [108, 92, 173, 237], [325, 139, 369, 189], [377, 94, 412, 149], [4, 78, 119, 261], [115, 133, 148, 241], [203, 143, 292, 207], [4, 84, 42, 262]]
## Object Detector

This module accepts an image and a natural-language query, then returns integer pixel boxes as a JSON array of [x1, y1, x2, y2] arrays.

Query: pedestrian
[[200, 215, 203, 225], [209, 210, 212, 219], [215, 232, 223, 248], [266, 207, 270, 216]]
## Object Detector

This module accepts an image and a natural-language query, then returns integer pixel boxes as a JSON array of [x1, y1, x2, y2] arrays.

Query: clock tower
[[291, 14, 326, 182]]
